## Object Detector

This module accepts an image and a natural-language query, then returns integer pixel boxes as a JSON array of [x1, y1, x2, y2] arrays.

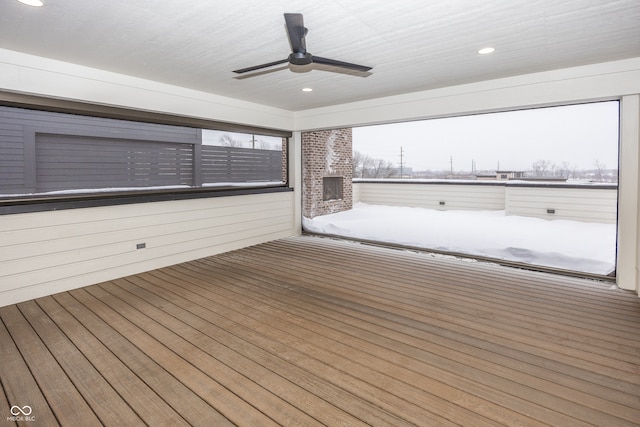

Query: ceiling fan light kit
[[233, 13, 372, 76]]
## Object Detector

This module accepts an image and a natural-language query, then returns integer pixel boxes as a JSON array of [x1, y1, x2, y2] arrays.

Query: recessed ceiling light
[[302, 87, 313, 92], [17, 0, 44, 6], [478, 47, 495, 55]]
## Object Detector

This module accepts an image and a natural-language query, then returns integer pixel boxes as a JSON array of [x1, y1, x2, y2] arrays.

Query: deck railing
[[353, 180, 617, 224]]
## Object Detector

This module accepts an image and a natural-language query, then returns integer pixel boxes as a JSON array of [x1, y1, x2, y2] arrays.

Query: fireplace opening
[[323, 176, 343, 201]]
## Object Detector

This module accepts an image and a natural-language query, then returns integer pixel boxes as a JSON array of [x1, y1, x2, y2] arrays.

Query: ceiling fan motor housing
[[289, 52, 313, 66]]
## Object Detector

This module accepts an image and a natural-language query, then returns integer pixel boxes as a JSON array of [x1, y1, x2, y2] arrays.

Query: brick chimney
[[302, 128, 353, 218]]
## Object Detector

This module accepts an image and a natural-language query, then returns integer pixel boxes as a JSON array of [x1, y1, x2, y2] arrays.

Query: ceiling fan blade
[[233, 59, 288, 74], [284, 13, 307, 53], [312, 56, 372, 73], [233, 64, 290, 80]]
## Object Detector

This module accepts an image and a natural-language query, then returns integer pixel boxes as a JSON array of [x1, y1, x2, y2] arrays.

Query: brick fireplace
[[302, 128, 353, 218]]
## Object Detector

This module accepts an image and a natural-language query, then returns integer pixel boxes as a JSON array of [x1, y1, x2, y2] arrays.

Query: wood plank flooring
[[1, 235, 640, 426]]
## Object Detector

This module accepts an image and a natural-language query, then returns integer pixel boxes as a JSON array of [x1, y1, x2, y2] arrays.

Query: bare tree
[[384, 163, 399, 178], [219, 134, 243, 147], [361, 155, 376, 177], [556, 161, 572, 179], [353, 151, 398, 178], [258, 140, 274, 150], [353, 150, 366, 177], [593, 160, 606, 182], [532, 159, 552, 176], [370, 158, 397, 178]]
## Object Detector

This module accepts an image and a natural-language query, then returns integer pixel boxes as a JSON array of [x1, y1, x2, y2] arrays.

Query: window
[[323, 176, 343, 200], [0, 106, 288, 201]]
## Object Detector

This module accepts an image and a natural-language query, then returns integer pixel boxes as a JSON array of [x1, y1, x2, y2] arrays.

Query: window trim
[[0, 185, 293, 215]]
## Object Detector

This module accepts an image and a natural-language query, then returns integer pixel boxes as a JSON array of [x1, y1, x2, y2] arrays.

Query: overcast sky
[[352, 101, 619, 172], [202, 129, 282, 150]]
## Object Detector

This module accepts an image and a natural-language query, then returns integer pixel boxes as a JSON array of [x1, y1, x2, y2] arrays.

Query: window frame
[[0, 92, 292, 215]]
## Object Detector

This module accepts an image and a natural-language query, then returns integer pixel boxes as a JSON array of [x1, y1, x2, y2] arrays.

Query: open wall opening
[[303, 101, 620, 278]]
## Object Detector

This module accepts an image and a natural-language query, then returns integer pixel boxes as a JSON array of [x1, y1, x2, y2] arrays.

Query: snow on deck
[[303, 203, 616, 275]]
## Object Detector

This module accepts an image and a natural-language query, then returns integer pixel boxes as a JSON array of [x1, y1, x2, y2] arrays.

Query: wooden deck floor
[[2, 235, 640, 426]]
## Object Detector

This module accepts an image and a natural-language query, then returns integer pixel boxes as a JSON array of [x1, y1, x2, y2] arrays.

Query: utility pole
[[450, 156, 454, 178], [399, 146, 405, 178]]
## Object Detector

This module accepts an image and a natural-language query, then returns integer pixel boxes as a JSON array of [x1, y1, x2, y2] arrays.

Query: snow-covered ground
[[303, 203, 616, 275]]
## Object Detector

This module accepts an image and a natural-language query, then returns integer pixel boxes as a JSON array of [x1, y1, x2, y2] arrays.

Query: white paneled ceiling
[[1, 0, 639, 111]]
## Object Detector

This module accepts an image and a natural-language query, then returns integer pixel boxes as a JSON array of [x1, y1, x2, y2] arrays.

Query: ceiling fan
[[233, 13, 372, 75]]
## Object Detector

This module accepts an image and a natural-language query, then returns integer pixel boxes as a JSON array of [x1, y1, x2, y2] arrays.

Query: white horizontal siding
[[505, 186, 618, 223], [352, 182, 361, 203], [354, 182, 618, 224], [0, 191, 295, 306], [355, 182, 505, 211]]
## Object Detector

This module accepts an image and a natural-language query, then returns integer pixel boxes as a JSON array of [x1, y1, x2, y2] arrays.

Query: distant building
[[476, 170, 525, 181], [475, 170, 567, 182], [392, 166, 413, 177]]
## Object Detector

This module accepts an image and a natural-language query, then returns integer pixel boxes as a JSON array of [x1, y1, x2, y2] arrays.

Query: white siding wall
[[0, 191, 295, 306], [354, 182, 506, 211], [505, 186, 617, 223], [354, 182, 617, 223]]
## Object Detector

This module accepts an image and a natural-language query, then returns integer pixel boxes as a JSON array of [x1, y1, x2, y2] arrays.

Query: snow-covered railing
[[353, 179, 617, 224]]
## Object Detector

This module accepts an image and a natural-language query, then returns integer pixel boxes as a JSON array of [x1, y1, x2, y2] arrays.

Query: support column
[[289, 131, 302, 235], [617, 94, 640, 292]]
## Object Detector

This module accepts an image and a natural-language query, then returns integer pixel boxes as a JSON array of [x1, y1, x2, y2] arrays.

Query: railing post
[[23, 127, 37, 193], [192, 143, 202, 187]]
